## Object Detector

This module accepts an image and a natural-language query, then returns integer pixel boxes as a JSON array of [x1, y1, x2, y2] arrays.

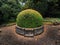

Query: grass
[[44, 18, 60, 22], [43, 18, 60, 25]]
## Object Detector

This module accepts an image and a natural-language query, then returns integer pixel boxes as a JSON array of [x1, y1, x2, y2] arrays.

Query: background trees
[[46, 0, 60, 17], [21, 0, 60, 17], [0, 0, 21, 24], [22, 0, 48, 17]]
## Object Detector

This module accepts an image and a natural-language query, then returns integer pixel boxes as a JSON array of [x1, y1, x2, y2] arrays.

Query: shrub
[[16, 9, 43, 28]]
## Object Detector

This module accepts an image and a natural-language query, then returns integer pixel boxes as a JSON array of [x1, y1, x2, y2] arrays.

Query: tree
[[22, 0, 48, 17], [0, 0, 21, 24], [46, 0, 60, 17], [22, 0, 60, 17]]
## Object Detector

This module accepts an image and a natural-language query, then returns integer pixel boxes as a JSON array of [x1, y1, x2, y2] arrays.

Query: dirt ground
[[0, 25, 60, 45]]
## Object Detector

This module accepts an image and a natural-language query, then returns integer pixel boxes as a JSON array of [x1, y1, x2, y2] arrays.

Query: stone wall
[[16, 26, 44, 37]]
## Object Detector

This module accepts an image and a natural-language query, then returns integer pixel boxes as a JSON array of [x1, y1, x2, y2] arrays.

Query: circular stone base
[[16, 26, 44, 37]]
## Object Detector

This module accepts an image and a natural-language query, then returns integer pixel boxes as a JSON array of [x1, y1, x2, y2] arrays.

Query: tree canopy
[[21, 0, 60, 17], [0, 0, 21, 24]]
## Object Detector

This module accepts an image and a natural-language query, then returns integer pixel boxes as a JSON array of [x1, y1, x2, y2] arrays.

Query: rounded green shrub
[[16, 9, 43, 28]]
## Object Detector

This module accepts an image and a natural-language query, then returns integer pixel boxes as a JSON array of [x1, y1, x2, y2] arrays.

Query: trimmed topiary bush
[[16, 9, 43, 28]]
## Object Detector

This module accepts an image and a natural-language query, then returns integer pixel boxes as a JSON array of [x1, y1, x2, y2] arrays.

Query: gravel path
[[0, 25, 60, 45]]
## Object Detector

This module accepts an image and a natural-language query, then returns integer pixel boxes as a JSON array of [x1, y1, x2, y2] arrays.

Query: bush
[[16, 9, 43, 28]]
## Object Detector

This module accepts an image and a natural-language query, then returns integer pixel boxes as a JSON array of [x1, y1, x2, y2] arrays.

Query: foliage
[[0, 0, 21, 24], [22, 0, 60, 17], [46, 0, 60, 17], [22, 0, 48, 17], [16, 9, 43, 28]]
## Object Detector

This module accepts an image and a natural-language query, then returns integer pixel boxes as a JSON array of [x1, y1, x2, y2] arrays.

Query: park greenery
[[0, 0, 60, 25]]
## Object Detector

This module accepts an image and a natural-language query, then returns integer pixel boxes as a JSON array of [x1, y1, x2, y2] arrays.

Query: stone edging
[[16, 26, 44, 37]]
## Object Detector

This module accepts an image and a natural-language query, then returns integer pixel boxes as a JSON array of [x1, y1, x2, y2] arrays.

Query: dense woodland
[[0, 0, 60, 24]]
